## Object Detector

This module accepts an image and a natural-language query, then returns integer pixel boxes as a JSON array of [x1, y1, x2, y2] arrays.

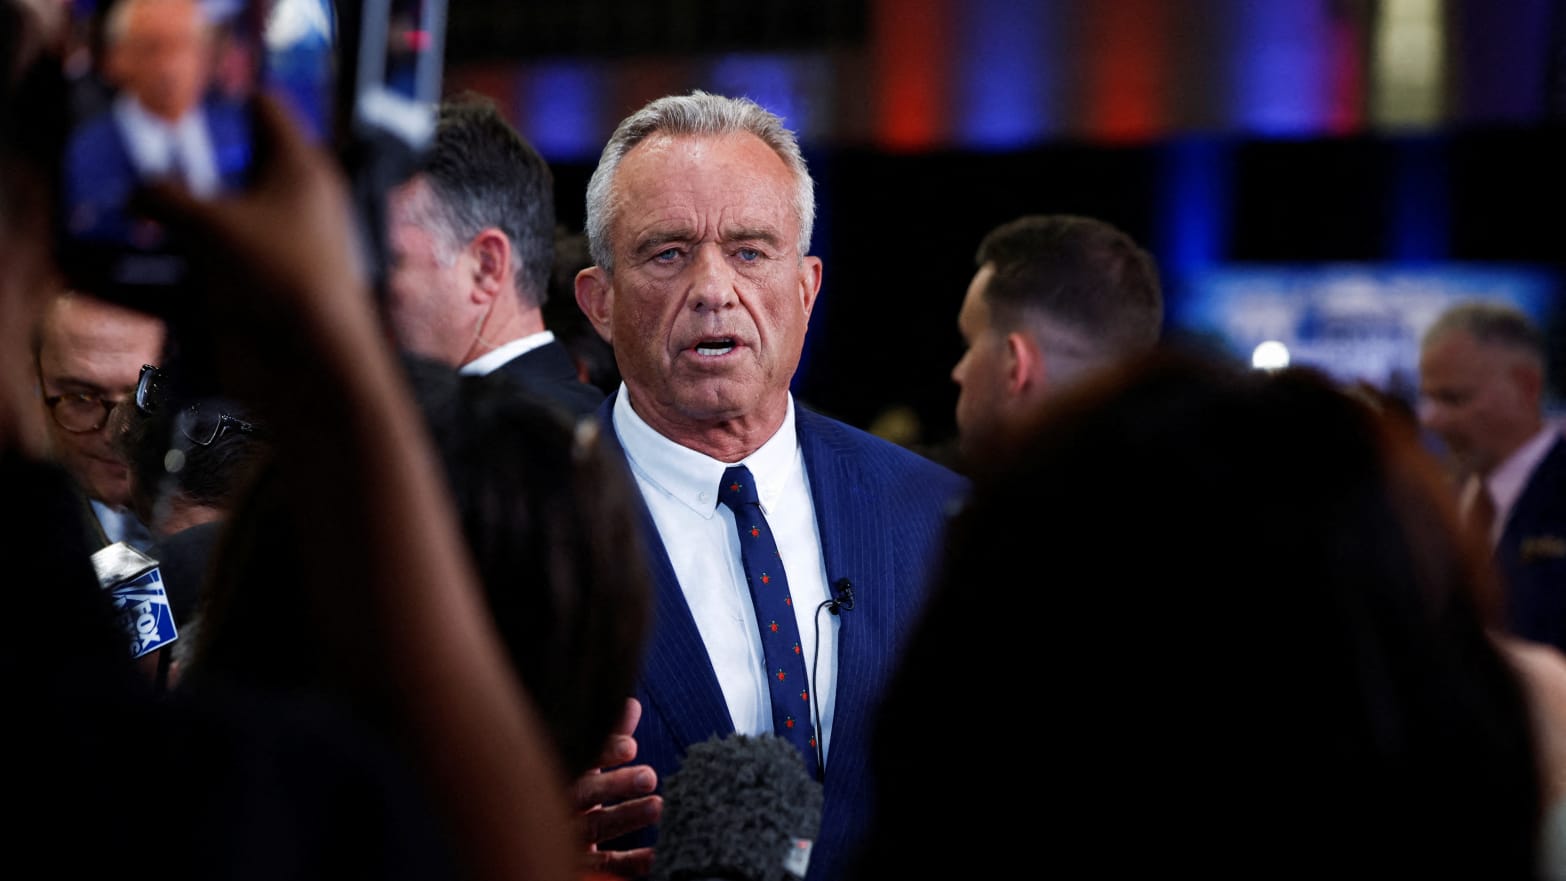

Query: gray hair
[[584, 91, 814, 274], [1422, 301, 1545, 367], [418, 96, 556, 307]]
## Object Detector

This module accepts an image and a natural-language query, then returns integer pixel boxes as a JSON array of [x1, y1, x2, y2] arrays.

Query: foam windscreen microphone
[[651, 733, 824, 881]]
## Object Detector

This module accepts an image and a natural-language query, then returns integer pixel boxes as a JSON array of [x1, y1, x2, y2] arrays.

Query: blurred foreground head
[[866, 354, 1540, 877], [193, 359, 648, 776]]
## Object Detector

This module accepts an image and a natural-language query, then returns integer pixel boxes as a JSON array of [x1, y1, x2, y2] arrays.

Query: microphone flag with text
[[89, 541, 177, 659]]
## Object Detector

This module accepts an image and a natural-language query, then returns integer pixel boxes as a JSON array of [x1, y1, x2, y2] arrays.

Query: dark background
[[550, 127, 1564, 441], [448, 0, 1566, 446]]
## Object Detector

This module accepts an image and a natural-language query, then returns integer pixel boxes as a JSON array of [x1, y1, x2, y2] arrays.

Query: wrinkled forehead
[[611, 132, 798, 227]]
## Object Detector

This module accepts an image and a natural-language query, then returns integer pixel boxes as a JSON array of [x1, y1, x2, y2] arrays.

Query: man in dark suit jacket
[[63, 0, 250, 245], [574, 92, 967, 881], [385, 96, 602, 417], [1420, 301, 1565, 652]]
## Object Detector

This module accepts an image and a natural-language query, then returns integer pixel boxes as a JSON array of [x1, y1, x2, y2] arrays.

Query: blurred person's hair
[[975, 214, 1162, 363], [119, 394, 268, 532], [192, 357, 648, 776], [418, 93, 555, 308], [863, 353, 1541, 877], [1422, 301, 1547, 372], [584, 91, 813, 273], [544, 226, 619, 394], [404, 359, 648, 775]]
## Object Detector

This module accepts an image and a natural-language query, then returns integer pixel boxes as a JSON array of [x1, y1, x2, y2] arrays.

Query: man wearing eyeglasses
[[35, 291, 165, 548]]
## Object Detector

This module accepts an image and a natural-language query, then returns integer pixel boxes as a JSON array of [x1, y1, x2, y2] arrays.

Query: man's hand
[[577, 698, 663, 878]]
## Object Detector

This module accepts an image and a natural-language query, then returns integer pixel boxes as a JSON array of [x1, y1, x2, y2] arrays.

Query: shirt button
[[697, 491, 709, 502]]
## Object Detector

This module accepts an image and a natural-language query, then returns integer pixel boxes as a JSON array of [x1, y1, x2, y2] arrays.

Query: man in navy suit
[[573, 92, 966, 881], [64, 0, 251, 245], [1420, 301, 1565, 652], [386, 96, 602, 418]]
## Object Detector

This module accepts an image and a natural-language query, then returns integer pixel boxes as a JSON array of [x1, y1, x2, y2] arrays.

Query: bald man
[[1419, 301, 1564, 652], [36, 292, 166, 547]]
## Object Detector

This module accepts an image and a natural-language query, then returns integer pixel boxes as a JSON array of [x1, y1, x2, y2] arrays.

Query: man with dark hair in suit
[[35, 290, 166, 549], [385, 95, 602, 417], [1419, 300, 1565, 652], [951, 214, 1163, 466], [573, 91, 967, 881]]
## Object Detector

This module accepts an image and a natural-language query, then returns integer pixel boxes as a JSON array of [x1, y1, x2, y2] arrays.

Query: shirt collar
[[612, 385, 798, 519], [114, 92, 205, 169], [1482, 422, 1562, 518], [459, 330, 555, 376]]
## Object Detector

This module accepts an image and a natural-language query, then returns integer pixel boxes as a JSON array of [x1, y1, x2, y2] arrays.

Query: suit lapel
[[796, 410, 887, 782], [596, 396, 734, 747], [1502, 436, 1565, 542]]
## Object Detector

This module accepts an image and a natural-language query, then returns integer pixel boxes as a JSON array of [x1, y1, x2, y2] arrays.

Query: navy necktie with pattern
[[718, 464, 821, 779]]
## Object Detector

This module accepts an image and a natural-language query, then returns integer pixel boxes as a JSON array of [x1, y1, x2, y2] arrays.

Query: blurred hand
[[138, 95, 374, 392], [575, 697, 663, 878]]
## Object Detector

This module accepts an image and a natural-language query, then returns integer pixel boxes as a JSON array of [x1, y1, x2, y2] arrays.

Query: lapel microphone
[[827, 578, 854, 614]]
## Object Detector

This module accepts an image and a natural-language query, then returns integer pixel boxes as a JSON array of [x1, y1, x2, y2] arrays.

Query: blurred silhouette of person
[[35, 290, 166, 548], [63, 0, 251, 243], [7, 3, 577, 872], [951, 214, 1162, 469], [1419, 301, 1564, 653], [402, 357, 649, 779], [385, 95, 602, 418], [863, 354, 1545, 878], [546, 226, 621, 395], [118, 372, 268, 627], [573, 91, 967, 881]]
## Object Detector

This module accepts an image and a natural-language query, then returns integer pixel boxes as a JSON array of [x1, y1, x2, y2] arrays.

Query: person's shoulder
[[796, 406, 966, 491], [1517, 432, 1566, 514], [202, 95, 249, 121], [66, 109, 122, 161], [1534, 433, 1566, 478]]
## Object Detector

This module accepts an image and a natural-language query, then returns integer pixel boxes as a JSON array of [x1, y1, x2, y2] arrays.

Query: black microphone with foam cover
[[651, 733, 824, 881]]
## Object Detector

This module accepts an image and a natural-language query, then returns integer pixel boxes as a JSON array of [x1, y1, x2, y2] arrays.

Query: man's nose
[[688, 243, 736, 312]]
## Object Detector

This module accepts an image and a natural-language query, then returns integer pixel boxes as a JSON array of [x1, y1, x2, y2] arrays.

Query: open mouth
[[692, 337, 738, 357]]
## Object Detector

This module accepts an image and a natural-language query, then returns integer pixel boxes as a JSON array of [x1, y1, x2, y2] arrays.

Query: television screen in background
[[1170, 264, 1563, 412]]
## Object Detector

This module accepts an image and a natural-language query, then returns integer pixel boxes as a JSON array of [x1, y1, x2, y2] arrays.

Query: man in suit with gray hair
[[574, 90, 966, 881], [1419, 300, 1564, 652]]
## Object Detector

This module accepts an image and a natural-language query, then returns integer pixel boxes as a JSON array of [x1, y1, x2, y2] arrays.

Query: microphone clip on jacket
[[827, 578, 854, 615]]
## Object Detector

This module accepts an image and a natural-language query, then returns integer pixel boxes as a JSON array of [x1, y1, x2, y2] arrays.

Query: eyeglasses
[[174, 403, 258, 447], [42, 390, 126, 433], [134, 363, 166, 415], [132, 364, 260, 446]]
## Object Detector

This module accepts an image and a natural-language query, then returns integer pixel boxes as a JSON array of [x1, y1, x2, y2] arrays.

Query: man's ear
[[575, 266, 614, 343], [799, 256, 823, 320], [467, 229, 510, 304], [1005, 331, 1044, 397], [1510, 357, 1544, 405]]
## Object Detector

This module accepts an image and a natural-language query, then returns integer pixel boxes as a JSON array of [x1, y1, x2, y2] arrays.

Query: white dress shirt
[[613, 387, 838, 762], [113, 93, 221, 198], [1461, 423, 1563, 548], [459, 330, 556, 376]]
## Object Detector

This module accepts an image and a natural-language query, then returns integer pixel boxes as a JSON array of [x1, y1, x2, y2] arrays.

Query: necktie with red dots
[[718, 464, 820, 779]]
